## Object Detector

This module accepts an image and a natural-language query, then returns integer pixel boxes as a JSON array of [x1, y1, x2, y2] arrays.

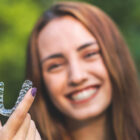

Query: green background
[[0, 0, 139, 120]]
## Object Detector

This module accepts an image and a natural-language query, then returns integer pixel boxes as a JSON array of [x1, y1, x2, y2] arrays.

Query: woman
[[0, 1, 140, 140]]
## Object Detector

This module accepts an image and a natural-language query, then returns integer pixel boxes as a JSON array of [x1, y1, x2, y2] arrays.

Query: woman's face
[[38, 16, 112, 120]]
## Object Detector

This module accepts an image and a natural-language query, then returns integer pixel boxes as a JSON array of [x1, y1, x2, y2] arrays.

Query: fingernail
[[31, 88, 37, 97]]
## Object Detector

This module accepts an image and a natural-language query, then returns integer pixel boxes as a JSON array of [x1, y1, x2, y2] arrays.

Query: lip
[[65, 85, 100, 104]]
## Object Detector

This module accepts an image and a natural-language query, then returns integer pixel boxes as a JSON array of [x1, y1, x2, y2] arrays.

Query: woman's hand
[[0, 88, 41, 140]]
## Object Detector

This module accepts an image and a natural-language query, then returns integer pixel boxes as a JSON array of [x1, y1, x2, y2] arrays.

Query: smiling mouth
[[66, 85, 100, 104]]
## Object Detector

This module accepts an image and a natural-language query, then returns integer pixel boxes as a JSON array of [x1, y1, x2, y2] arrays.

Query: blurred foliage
[[0, 0, 139, 121]]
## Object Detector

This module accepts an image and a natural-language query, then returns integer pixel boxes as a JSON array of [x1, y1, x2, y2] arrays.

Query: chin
[[66, 109, 105, 121], [66, 103, 112, 122]]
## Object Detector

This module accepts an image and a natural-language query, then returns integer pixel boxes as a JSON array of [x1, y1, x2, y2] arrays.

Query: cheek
[[42, 71, 67, 96], [87, 59, 112, 101], [87, 58, 109, 79]]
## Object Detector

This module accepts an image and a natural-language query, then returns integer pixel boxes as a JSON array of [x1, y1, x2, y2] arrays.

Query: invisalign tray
[[0, 80, 32, 117]]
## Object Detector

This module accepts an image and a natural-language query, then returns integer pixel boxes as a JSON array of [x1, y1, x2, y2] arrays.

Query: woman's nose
[[68, 62, 87, 86]]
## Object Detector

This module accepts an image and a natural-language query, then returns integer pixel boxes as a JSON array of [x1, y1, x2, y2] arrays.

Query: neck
[[64, 112, 108, 140]]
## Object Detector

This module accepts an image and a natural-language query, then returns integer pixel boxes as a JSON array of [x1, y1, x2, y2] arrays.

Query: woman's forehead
[[37, 16, 96, 58]]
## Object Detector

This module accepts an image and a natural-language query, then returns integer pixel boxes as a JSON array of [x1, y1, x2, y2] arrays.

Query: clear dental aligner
[[0, 80, 32, 117]]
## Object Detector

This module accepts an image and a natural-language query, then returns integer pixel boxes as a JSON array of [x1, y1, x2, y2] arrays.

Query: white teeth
[[71, 89, 97, 101]]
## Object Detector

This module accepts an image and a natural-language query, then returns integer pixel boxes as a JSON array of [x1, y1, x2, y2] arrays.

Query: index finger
[[3, 87, 37, 138]]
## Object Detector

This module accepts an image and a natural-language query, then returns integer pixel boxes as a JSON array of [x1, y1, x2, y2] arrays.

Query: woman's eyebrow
[[77, 41, 97, 51], [41, 53, 64, 64], [41, 41, 97, 64]]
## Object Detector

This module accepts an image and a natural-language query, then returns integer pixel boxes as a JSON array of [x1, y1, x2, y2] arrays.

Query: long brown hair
[[25, 1, 140, 140]]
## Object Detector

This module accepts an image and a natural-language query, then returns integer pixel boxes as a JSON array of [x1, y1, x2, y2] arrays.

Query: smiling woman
[[38, 15, 112, 123], [25, 1, 140, 140]]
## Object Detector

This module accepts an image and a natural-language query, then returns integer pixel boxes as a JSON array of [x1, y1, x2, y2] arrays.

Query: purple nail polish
[[31, 88, 37, 97]]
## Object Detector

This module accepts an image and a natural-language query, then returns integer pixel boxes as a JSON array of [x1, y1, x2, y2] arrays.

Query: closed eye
[[48, 64, 62, 71], [84, 50, 100, 58]]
